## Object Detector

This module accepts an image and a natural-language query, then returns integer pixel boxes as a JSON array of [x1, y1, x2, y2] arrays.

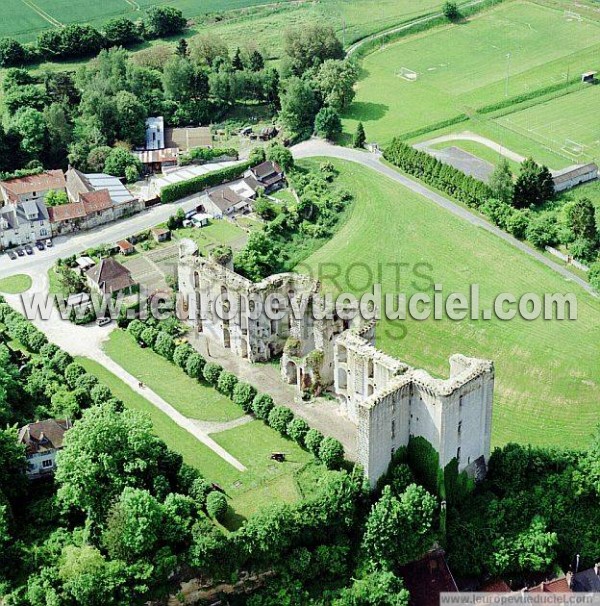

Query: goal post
[[562, 139, 585, 157], [397, 67, 418, 81]]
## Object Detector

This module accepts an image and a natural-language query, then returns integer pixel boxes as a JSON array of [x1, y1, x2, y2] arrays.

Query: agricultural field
[[344, 1, 600, 150], [299, 158, 600, 450]]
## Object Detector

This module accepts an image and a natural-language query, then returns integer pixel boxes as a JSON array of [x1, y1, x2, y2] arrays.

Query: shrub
[[153, 331, 175, 361], [203, 363, 223, 386], [206, 491, 228, 521], [190, 477, 212, 508], [588, 261, 600, 292], [185, 353, 206, 379], [232, 382, 257, 412], [267, 406, 294, 434], [252, 393, 274, 420], [287, 418, 309, 444], [173, 343, 193, 369], [443, 1, 461, 21], [570, 237, 597, 263], [318, 437, 344, 469], [91, 384, 112, 406], [304, 429, 324, 456], [217, 371, 238, 397], [525, 213, 558, 249], [140, 327, 158, 347], [506, 210, 529, 239]]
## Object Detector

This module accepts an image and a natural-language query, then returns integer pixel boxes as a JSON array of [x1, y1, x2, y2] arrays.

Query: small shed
[[117, 240, 135, 255], [191, 213, 211, 227], [75, 256, 95, 271], [151, 227, 171, 243]]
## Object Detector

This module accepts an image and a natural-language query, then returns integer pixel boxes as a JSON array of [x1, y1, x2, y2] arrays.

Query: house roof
[[151, 227, 170, 236], [48, 192, 112, 223], [133, 148, 178, 165], [84, 174, 136, 206], [572, 566, 600, 592], [66, 167, 92, 200], [398, 549, 458, 606], [1, 170, 66, 201], [16, 199, 49, 223], [165, 126, 212, 151], [207, 186, 247, 212], [252, 160, 282, 179], [86, 257, 135, 294], [552, 163, 598, 185], [18, 419, 72, 455], [117, 239, 134, 251]]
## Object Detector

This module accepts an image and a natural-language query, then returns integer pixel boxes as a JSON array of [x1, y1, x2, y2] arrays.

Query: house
[[66, 168, 142, 220], [230, 179, 258, 200], [203, 186, 252, 218], [244, 161, 285, 194], [398, 549, 458, 606], [86, 257, 136, 295], [0, 170, 66, 205], [165, 126, 212, 151], [552, 163, 598, 193], [117, 240, 135, 255], [48, 190, 114, 235], [0, 199, 51, 249], [18, 419, 72, 479], [151, 227, 171, 243]]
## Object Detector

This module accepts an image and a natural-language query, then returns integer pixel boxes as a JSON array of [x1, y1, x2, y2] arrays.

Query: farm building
[[552, 163, 598, 192]]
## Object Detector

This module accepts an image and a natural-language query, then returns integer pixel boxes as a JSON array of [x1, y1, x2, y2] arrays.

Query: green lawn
[[344, 1, 600, 147], [76, 357, 243, 487], [104, 330, 242, 422], [299, 158, 600, 450], [172, 220, 248, 256], [0, 274, 32, 294]]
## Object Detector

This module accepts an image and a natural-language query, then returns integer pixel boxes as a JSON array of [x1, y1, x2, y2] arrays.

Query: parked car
[[45, 239, 53, 248], [24, 245, 33, 255], [36, 241, 45, 251], [96, 317, 112, 327], [16, 248, 24, 257], [7, 250, 16, 260]]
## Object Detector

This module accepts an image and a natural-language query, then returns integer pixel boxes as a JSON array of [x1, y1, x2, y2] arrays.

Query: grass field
[[299, 158, 600, 450], [0, 274, 32, 294], [495, 85, 600, 165], [104, 330, 242, 422], [344, 1, 600, 147]]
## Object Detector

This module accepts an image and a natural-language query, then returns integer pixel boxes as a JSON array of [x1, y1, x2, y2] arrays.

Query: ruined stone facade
[[178, 241, 494, 487], [334, 326, 494, 486]]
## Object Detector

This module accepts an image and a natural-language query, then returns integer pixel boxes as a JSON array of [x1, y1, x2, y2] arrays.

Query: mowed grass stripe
[[299, 158, 600, 449]]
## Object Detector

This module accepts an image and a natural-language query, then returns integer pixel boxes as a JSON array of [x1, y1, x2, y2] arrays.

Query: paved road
[[292, 139, 597, 297]]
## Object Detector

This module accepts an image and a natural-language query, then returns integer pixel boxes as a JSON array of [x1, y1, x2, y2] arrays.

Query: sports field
[[299, 158, 600, 450], [495, 85, 600, 165], [344, 1, 600, 145]]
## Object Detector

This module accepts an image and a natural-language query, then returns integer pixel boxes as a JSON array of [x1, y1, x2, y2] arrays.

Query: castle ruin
[[178, 241, 494, 486]]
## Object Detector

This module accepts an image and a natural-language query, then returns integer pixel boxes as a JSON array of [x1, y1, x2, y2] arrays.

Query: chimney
[[595, 562, 599, 576], [566, 571, 573, 589]]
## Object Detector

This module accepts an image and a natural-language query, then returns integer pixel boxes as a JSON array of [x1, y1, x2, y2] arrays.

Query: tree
[[362, 484, 436, 568], [525, 212, 557, 248], [102, 487, 164, 561], [286, 417, 309, 443], [268, 406, 294, 434], [203, 362, 222, 385], [173, 343, 193, 369], [353, 122, 366, 149], [284, 24, 344, 76], [0, 428, 27, 503], [318, 436, 344, 468], [115, 90, 147, 145], [489, 159, 514, 204], [217, 371, 238, 397], [206, 491, 228, 521], [234, 231, 281, 281], [334, 569, 410, 606], [104, 147, 142, 180], [314, 106, 342, 140], [232, 47, 244, 71], [185, 353, 205, 379], [589, 261, 600, 293], [0, 38, 27, 68], [513, 158, 554, 208], [45, 190, 69, 207], [55, 402, 178, 521], [252, 393, 274, 420], [143, 6, 186, 39], [103, 17, 140, 47], [249, 49, 264, 71], [232, 382, 256, 412], [279, 77, 319, 137], [266, 142, 294, 172], [315, 59, 358, 111], [12, 107, 46, 159], [153, 331, 175, 360], [565, 197, 598, 241], [190, 34, 228, 67], [175, 38, 189, 58], [443, 1, 461, 21], [304, 428, 324, 456], [127, 319, 145, 342]]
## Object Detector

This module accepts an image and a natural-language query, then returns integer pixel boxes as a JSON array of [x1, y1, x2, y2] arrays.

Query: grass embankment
[[0, 274, 32, 294], [299, 158, 600, 449]]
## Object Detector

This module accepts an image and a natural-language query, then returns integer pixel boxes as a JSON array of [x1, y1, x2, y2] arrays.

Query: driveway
[[291, 139, 597, 297]]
